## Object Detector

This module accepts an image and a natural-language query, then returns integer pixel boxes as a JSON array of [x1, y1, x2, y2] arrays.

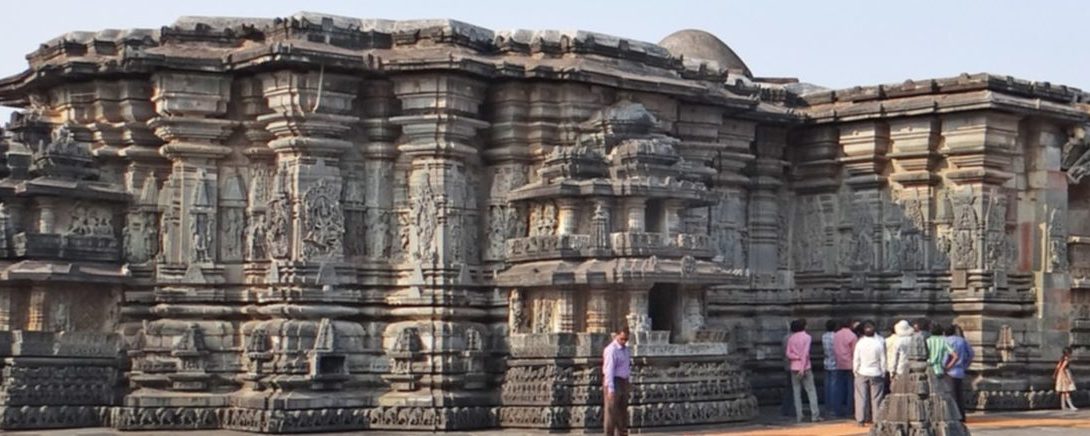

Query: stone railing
[[507, 332, 611, 359], [506, 234, 593, 262], [505, 232, 714, 263], [12, 232, 120, 262], [693, 329, 730, 343]]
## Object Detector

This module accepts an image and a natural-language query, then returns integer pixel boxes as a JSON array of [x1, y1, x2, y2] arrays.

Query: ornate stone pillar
[[838, 121, 891, 282], [258, 70, 358, 271], [627, 289, 651, 333], [384, 73, 493, 426], [587, 289, 611, 333], [556, 198, 579, 235], [360, 81, 399, 262], [625, 198, 646, 232], [887, 118, 941, 281], [149, 72, 235, 283], [483, 83, 531, 264], [750, 126, 787, 286], [939, 112, 1019, 286], [234, 76, 275, 276]]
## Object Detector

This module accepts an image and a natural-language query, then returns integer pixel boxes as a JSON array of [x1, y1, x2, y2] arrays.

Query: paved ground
[[6, 408, 1090, 435]]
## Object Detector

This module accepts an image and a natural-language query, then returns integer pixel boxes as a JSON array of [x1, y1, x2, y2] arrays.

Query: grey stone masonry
[[0, 10, 1088, 433]]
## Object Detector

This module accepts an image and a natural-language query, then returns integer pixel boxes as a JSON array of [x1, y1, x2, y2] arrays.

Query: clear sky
[[0, 0, 1085, 118]]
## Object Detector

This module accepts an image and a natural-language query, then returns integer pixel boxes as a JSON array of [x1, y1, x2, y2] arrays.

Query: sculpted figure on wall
[[1063, 123, 1090, 183], [245, 214, 267, 260], [123, 212, 158, 264], [266, 172, 292, 260], [301, 178, 345, 260], [1049, 208, 1068, 272], [364, 207, 391, 259], [950, 188, 977, 269], [412, 172, 438, 263], [508, 289, 526, 334]]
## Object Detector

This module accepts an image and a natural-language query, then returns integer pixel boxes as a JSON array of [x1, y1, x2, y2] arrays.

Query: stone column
[[360, 81, 400, 262], [750, 126, 787, 286], [484, 83, 531, 265], [625, 198, 646, 232], [707, 118, 754, 271], [938, 111, 1023, 398], [1019, 119, 1071, 362], [257, 70, 358, 270], [627, 289, 651, 333], [556, 198, 579, 235], [37, 198, 58, 233], [385, 73, 493, 417], [234, 76, 275, 274], [663, 199, 684, 236], [940, 112, 1019, 286], [587, 289, 611, 333], [838, 121, 891, 282], [26, 287, 47, 331], [888, 118, 941, 281], [149, 72, 235, 282]]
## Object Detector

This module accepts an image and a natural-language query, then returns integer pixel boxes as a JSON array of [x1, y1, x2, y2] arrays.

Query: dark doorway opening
[[648, 284, 679, 338]]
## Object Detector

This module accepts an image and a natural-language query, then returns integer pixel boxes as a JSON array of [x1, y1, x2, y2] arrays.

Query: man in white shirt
[[852, 321, 886, 426]]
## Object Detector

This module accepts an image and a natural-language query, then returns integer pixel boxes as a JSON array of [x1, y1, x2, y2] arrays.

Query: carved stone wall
[[0, 11, 1087, 433]]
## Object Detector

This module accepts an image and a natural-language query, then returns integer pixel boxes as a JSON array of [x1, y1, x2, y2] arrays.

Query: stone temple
[[0, 11, 1086, 433]]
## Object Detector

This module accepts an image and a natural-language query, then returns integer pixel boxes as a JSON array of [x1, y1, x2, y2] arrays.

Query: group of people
[[782, 318, 975, 426]]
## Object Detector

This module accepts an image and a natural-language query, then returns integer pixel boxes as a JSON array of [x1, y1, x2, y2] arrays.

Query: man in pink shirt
[[831, 320, 858, 418], [785, 318, 822, 422]]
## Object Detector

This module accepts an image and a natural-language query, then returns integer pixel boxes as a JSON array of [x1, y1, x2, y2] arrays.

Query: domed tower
[[658, 29, 752, 78]]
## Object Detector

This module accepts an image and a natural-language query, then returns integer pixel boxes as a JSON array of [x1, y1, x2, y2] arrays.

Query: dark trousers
[[945, 376, 966, 421], [830, 369, 854, 417], [604, 377, 629, 436], [824, 370, 835, 415]]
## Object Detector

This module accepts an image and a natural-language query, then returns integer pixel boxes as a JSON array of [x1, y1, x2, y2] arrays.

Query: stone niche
[[0, 10, 1087, 434]]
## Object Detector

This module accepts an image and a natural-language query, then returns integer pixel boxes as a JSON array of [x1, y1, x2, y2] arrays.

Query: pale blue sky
[[0, 0, 1085, 118]]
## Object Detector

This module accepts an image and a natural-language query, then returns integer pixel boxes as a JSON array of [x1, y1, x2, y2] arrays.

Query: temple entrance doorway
[[648, 283, 680, 338]]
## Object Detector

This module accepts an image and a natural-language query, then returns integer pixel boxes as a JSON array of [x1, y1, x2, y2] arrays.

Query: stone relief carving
[[933, 230, 952, 270], [449, 212, 464, 263], [984, 194, 1009, 270], [508, 289, 526, 334], [301, 178, 345, 260], [486, 206, 507, 260], [1048, 208, 1068, 272], [123, 212, 158, 264], [68, 203, 114, 237], [950, 188, 977, 269], [364, 207, 392, 259], [412, 172, 438, 263], [795, 196, 825, 272], [464, 213, 479, 263], [265, 188, 292, 260], [776, 195, 790, 270], [884, 227, 902, 271], [506, 205, 526, 239], [1062, 123, 1090, 183], [626, 292, 652, 333], [220, 208, 244, 261], [190, 214, 213, 263], [681, 291, 704, 335], [245, 214, 267, 260], [531, 295, 555, 334], [997, 325, 1016, 363], [530, 202, 557, 237]]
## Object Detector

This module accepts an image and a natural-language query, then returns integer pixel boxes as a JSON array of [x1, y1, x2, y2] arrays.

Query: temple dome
[[658, 29, 751, 77]]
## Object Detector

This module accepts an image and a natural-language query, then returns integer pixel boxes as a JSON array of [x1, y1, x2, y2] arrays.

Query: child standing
[[1054, 347, 1078, 411]]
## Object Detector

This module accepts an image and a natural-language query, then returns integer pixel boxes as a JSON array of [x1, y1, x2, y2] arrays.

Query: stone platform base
[[110, 405, 499, 433], [0, 405, 110, 430], [969, 389, 1090, 410]]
